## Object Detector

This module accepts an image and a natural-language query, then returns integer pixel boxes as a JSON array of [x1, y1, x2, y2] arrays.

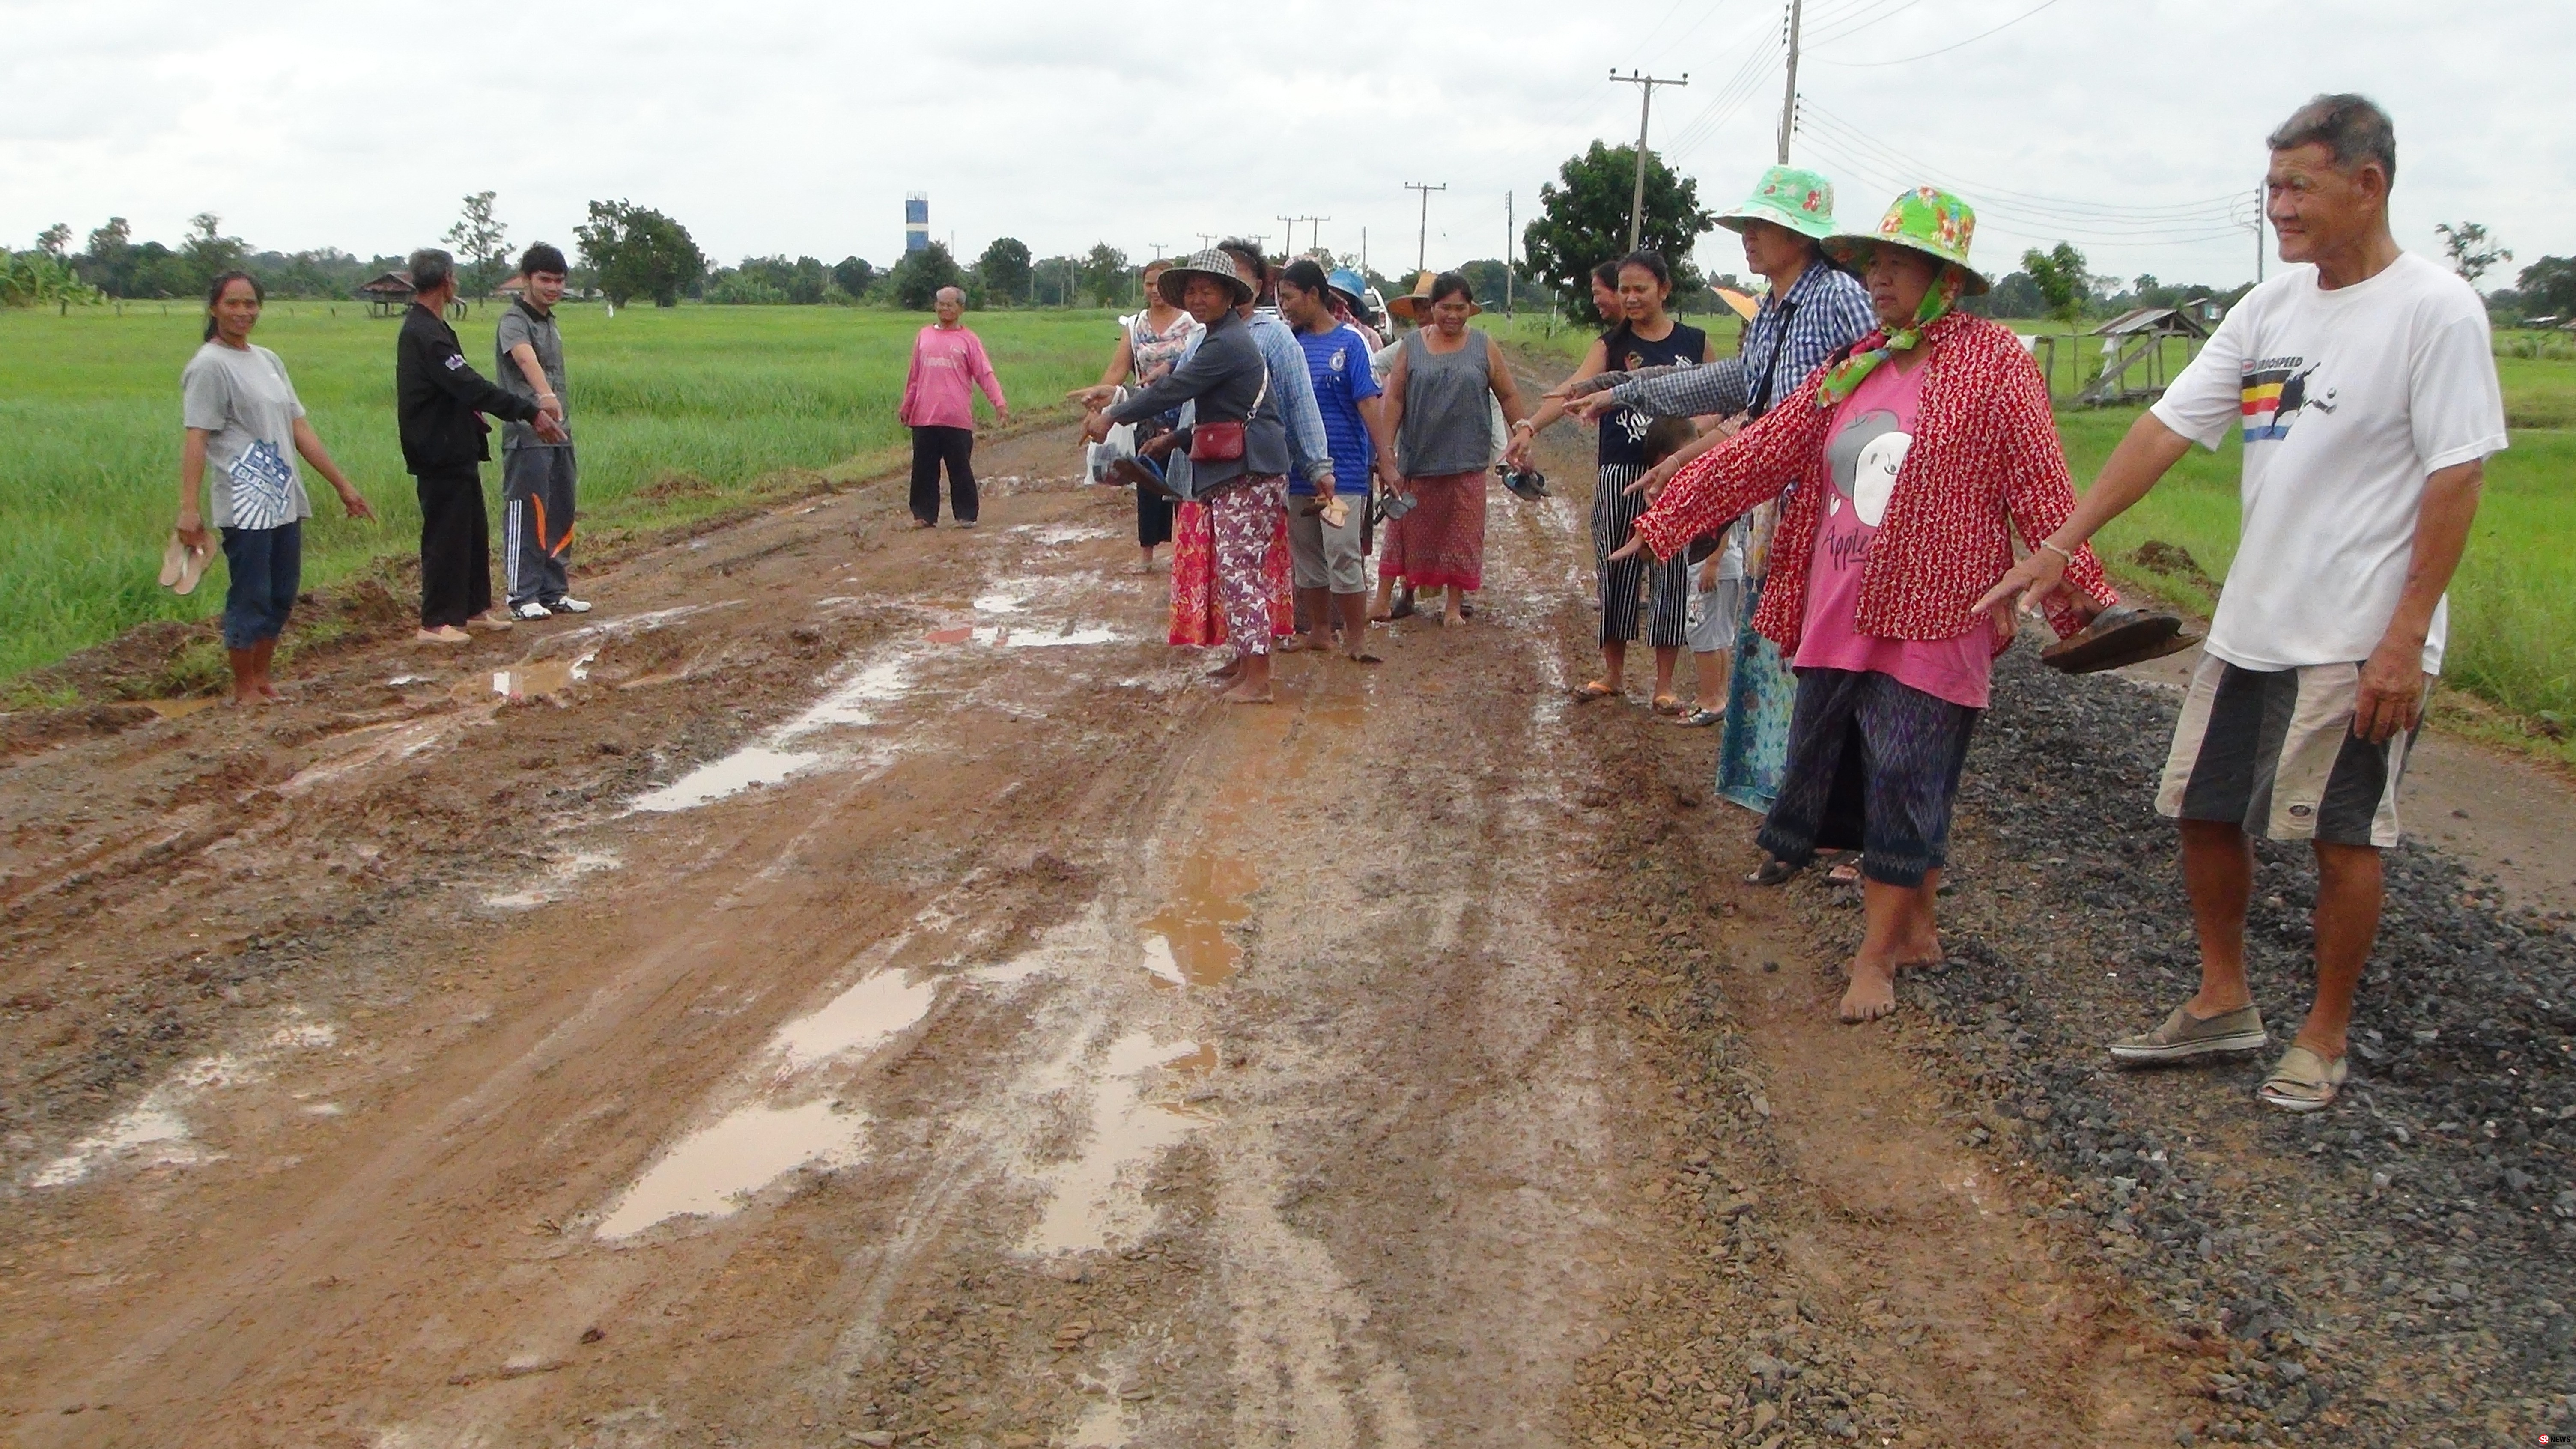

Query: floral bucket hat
[[1715, 165, 1838, 241], [1820, 186, 1990, 295]]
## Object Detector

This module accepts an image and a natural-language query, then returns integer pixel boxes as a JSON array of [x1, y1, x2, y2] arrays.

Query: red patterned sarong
[[1168, 494, 1292, 648], [1376, 470, 1486, 591]]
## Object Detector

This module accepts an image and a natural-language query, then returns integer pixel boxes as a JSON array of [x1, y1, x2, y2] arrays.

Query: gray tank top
[[1396, 328, 1495, 477]]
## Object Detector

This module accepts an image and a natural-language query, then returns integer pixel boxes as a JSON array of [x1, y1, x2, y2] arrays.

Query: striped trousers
[[1592, 464, 1690, 648]]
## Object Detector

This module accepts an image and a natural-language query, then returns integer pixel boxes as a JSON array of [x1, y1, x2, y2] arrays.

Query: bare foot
[[1276, 634, 1321, 653], [1839, 958, 1897, 1023], [1899, 929, 1945, 971], [1442, 609, 1467, 628], [909, 518, 935, 530], [1344, 646, 1384, 664], [1219, 676, 1273, 704]]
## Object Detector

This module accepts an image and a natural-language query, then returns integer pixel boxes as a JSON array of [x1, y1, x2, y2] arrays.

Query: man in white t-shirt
[[1977, 94, 2505, 1115]]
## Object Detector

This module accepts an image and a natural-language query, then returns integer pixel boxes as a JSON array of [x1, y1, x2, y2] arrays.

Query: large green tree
[[977, 237, 1032, 304], [2515, 256, 2576, 318], [180, 212, 246, 294], [1078, 243, 1130, 307], [1522, 141, 1716, 325], [888, 242, 965, 310], [442, 191, 510, 296], [575, 200, 706, 307], [833, 256, 876, 299]]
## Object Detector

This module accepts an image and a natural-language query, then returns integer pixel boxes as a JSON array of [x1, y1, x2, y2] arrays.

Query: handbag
[[1188, 368, 1267, 463]]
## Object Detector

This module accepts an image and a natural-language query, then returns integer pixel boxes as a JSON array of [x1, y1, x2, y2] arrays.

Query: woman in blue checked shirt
[[1562, 167, 1876, 869]]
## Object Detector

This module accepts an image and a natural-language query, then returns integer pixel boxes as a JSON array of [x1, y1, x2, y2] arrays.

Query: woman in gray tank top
[[1372, 272, 1528, 627]]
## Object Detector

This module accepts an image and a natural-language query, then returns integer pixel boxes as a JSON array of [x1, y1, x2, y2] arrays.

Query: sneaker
[[512, 600, 554, 620], [416, 626, 472, 645], [549, 596, 593, 614], [2108, 1002, 2268, 1064]]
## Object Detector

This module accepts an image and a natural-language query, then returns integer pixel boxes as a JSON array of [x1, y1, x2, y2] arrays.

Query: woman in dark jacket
[[1085, 249, 1291, 704]]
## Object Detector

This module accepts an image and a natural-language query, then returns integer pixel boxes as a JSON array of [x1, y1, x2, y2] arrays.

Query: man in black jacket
[[397, 248, 560, 641]]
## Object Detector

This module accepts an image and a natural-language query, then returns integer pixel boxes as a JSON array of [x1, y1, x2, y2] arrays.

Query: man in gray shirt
[[496, 242, 588, 617]]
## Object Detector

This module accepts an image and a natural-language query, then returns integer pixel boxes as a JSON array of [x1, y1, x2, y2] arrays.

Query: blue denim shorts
[[220, 520, 302, 649]]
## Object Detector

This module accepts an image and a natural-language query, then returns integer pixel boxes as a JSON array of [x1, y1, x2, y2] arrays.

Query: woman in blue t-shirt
[[1507, 251, 1712, 710]]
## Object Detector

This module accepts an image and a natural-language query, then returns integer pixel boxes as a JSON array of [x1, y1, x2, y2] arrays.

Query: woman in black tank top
[[1506, 251, 1714, 710]]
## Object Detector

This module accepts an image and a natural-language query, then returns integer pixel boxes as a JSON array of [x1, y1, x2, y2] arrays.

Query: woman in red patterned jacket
[[1613, 187, 2115, 1023]]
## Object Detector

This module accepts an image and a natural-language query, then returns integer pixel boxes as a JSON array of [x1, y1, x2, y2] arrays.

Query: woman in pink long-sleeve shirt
[[899, 287, 1009, 528]]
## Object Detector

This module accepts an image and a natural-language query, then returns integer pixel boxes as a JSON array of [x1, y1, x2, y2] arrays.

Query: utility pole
[[1148, 242, 1166, 260], [1776, 0, 1804, 164], [1297, 215, 1330, 256], [1504, 191, 1516, 316], [1361, 227, 1368, 277], [1276, 216, 1299, 259], [1610, 70, 1688, 252], [1404, 182, 1446, 275], [1195, 232, 1220, 249], [2254, 180, 2266, 283]]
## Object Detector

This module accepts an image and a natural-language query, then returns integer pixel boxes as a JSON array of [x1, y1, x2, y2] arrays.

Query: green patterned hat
[[1716, 166, 1838, 241], [1820, 186, 1990, 296]]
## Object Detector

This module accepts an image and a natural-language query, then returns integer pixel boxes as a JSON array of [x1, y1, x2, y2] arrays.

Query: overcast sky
[[8, 0, 2569, 291]]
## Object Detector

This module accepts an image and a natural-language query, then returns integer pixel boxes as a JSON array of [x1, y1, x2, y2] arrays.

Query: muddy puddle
[[630, 650, 915, 813], [28, 1018, 339, 1188], [142, 697, 220, 721], [1137, 848, 1255, 989], [597, 935, 1005, 1238], [480, 649, 597, 701], [483, 850, 623, 909], [1023, 1033, 1216, 1256]]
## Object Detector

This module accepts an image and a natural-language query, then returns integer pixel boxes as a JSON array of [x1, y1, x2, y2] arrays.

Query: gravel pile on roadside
[[1796, 647, 2576, 1446]]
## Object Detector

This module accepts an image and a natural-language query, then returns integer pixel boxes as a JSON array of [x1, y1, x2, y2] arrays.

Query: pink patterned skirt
[[1168, 492, 1293, 648]]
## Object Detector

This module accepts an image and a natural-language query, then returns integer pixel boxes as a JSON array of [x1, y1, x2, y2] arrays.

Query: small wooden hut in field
[[2078, 305, 2210, 405], [357, 271, 416, 317]]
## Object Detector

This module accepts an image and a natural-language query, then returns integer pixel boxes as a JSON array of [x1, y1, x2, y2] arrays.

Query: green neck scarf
[[1815, 264, 1964, 407]]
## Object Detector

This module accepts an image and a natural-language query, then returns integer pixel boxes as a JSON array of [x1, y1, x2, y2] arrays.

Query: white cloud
[[3, 0, 2567, 286]]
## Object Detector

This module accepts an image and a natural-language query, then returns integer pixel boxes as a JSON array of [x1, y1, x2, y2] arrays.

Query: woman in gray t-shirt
[[176, 271, 374, 704]]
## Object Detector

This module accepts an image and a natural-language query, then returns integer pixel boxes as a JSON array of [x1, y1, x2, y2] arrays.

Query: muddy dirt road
[[4, 405, 2570, 1449]]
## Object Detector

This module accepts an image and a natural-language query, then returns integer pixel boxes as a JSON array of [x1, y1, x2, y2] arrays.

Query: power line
[[1812, 0, 2072, 66], [1798, 104, 2243, 221], [1661, 25, 1784, 157], [1801, 0, 1942, 47], [1795, 130, 2257, 246]]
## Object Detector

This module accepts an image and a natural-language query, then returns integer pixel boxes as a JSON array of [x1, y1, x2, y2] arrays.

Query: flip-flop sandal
[[1344, 650, 1384, 665], [2042, 605, 2202, 674], [2256, 1046, 2348, 1113], [1747, 856, 1803, 887], [1387, 595, 1417, 621], [1824, 851, 1863, 885], [1571, 680, 1619, 703], [1651, 694, 1682, 715], [1669, 707, 1724, 728]]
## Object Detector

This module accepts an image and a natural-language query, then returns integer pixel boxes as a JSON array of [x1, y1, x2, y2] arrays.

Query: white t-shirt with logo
[[2150, 252, 2505, 674]]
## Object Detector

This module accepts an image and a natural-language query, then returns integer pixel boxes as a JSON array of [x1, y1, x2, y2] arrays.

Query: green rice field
[[0, 301, 1115, 685]]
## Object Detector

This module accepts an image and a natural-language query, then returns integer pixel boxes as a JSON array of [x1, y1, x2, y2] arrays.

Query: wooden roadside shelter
[[2078, 305, 2211, 405], [357, 270, 416, 317]]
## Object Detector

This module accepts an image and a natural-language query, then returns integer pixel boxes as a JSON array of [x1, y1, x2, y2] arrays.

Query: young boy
[[496, 242, 587, 617]]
